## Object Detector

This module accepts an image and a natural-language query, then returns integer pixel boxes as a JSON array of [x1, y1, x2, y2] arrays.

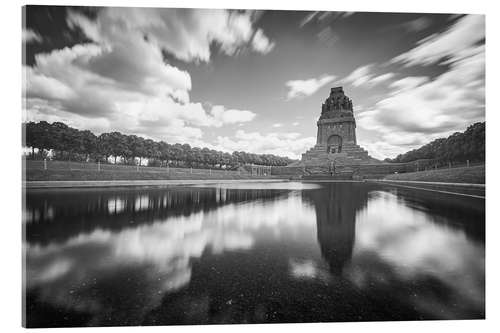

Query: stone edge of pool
[[23, 179, 289, 189], [24, 179, 485, 198], [366, 179, 485, 198]]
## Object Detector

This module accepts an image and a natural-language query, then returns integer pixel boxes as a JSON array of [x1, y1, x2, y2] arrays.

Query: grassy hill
[[384, 165, 484, 184]]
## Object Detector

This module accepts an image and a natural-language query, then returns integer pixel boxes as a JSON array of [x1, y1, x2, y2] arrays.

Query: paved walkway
[[24, 179, 286, 189], [367, 179, 485, 199], [24, 178, 486, 200], [369, 179, 485, 188]]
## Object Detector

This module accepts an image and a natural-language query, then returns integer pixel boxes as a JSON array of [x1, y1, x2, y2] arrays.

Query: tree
[[387, 122, 485, 164], [25, 122, 38, 157], [23, 121, 298, 167], [80, 130, 97, 161]]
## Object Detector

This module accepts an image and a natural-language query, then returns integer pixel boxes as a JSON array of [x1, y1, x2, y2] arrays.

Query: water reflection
[[347, 190, 484, 319], [25, 185, 317, 326], [302, 183, 369, 275], [24, 182, 484, 327], [25, 187, 289, 246]]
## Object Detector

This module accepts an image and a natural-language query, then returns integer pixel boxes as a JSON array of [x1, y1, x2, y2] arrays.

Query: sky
[[22, 6, 485, 160]]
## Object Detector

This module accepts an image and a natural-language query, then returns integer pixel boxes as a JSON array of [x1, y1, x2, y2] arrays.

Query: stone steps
[[300, 142, 379, 168], [303, 172, 354, 180]]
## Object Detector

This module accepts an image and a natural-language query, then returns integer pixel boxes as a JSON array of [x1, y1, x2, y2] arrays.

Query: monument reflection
[[302, 183, 369, 275], [24, 182, 484, 327]]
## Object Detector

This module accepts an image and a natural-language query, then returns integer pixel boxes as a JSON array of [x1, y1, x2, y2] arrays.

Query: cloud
[[388, 76, 429, 92], [24, 8, 260, 147], [299, 11, 350, 46], [208, 105, 257, 126], [402, 17, 432, 32], [383, 17, 432, 34], [357, 140, 407, 160], [299, 12, 319, 27], [272, 123, 283, 128], [391, 14, 485, 66], [285, 74, 336, 100], [317, 26, 339, 47], [22, 28, 43, 43], [344, 64, 396, 88], [67, 8, 274, 63], [349, 15, 485, 159], [300, 11, 354, 27], [357, 21, 484, 158], [370, 73, 396, 85], [215, 130, 316, 159], [251, 28, 275, 54], [344, 65, 373, 87]]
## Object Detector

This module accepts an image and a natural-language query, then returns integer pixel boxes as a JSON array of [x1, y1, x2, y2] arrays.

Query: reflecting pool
[[23, 182, 485, 327]]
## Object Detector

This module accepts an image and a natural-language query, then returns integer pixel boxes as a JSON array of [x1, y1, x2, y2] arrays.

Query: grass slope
[[25, 169, 281, 181], [383, 165, 485, 184]]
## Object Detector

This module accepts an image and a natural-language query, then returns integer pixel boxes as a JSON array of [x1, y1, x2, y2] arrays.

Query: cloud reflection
[[25, 192, 316, 324], [346, 191, 484, 318], [24, 184, 484, 325]]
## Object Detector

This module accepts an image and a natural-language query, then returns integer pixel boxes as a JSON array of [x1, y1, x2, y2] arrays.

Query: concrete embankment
[[24, 178, 485, 199], [367, 179, 485, 198], [24, 179, 287, 190]]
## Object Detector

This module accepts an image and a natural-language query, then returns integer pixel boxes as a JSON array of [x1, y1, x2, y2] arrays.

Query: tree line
[[24, 121, 296, 169], [386, 122, 485, 164]]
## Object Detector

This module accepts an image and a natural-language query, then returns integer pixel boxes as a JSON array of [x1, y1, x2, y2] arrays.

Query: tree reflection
[[24, 186, 317, 327], [23, 183, 485, 326], [25, 187, 288, 245]]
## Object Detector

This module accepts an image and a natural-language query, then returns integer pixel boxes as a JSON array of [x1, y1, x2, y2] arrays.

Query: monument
[[299, 87, 378, 166]]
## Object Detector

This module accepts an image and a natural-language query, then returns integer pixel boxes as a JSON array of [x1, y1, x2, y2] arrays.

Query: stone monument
[[299, 87, 378, 166]]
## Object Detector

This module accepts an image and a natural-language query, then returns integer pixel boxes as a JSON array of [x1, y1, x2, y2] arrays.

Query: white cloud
[[370, 73, 396, 85], [208, 105, 257, 126], [67, 8, 274, 63], [392, 14, 485, 66], [215, 130, 315, 159], [251, 28, 275, 54], [354, 14, 484, 159], [388, 76, 429, 92], [344, 65, 373, 87], [22, 28, 43, 43], [344, 64, 396, 88], [25, 9, 261, 147], [299, 12, 319, 27], [300, 11, 354, 27], [358, 42, 484, 158], [285, 74, 336, 100], [272, 123, 283, 128], [357, 140, 405, 160]]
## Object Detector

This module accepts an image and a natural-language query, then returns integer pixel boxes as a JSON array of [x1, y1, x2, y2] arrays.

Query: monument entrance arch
[[327, 135, 342, 154]]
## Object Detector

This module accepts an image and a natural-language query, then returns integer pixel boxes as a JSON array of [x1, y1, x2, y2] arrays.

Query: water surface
[[24, 182, 485, 327]]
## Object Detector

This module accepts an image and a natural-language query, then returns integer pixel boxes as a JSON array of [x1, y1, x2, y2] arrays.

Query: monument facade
[[300, 87, 378, 166]]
